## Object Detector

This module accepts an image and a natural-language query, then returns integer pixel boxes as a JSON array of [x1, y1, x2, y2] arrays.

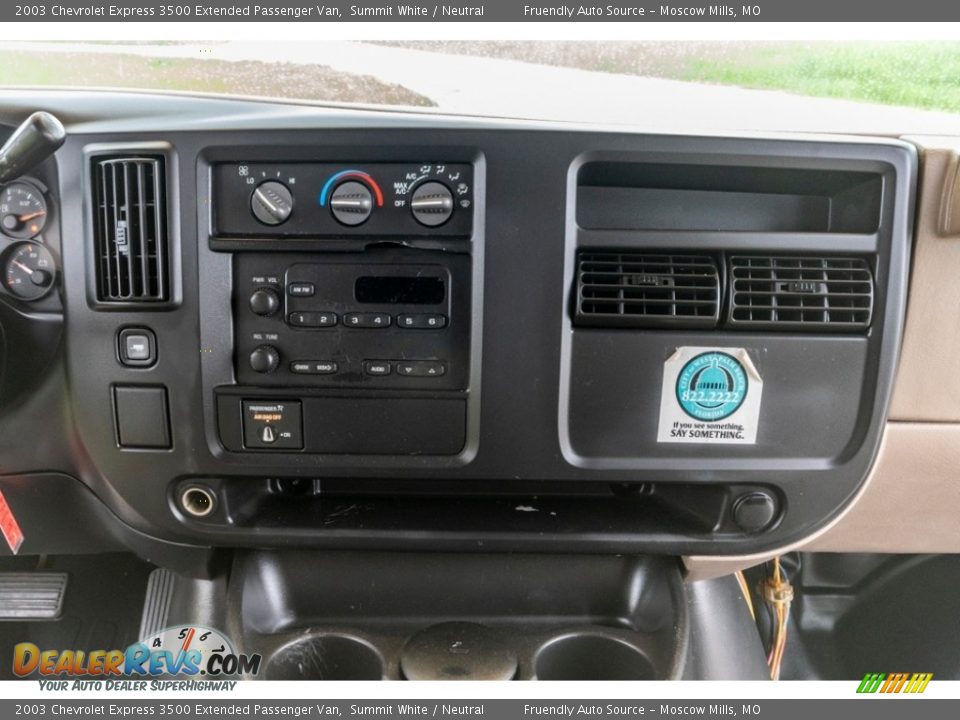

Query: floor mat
[[0, 553, 155, 680]]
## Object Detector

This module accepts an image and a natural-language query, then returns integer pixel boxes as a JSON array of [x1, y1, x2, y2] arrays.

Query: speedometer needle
[[12, 260, 33, 274]]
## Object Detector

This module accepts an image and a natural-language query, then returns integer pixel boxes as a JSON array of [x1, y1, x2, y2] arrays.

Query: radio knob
[[329, 180, 374, 226], [251, 181, 294, 226], [249, 345, 280, 374], [410, 181, 454, 227], [249, 287, 280, 316]]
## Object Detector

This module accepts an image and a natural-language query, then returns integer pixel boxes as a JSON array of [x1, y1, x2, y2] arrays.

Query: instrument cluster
[[0, 178, 57, 302]]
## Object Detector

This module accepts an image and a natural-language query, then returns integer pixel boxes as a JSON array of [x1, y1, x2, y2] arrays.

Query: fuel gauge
[[3, 241, 55, 300], [0, 182, 48, 238]]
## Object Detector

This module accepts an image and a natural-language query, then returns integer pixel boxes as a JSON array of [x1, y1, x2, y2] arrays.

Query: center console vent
[[575, 252, 720, 329], [727, 255, 874, 332], [90, 155, 168, 303]]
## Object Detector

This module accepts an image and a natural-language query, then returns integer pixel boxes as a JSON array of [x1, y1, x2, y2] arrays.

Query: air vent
[[728, 256, 873, 331], [575, 252, 720, 328], [91, 156, 168, 303]]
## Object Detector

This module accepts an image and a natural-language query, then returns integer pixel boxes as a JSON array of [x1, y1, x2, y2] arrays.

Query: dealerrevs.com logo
[[13, 625, 261, 680]]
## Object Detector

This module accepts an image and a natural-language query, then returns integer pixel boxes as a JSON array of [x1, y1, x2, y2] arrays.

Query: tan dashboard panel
[[684, 421, 960, 581], [805, 422, 960, 552], [889, 147, 960, 421]]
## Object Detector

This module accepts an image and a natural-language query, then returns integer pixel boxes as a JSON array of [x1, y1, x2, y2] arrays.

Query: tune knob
[[410, 181, 454, 227], [248, 287, 280, 316], [251, 181, 294, 226], [329, 180, 373, 226], [249, 345, 280, 374]]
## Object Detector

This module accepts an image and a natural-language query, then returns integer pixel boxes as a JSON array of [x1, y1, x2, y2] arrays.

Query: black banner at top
[[6, 0, 960, 22]]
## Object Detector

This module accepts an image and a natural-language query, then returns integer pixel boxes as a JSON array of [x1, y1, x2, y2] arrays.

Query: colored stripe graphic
[[858, 672, 931, 694], [857, 673, 885, 693], [318, 170, 384, 207]]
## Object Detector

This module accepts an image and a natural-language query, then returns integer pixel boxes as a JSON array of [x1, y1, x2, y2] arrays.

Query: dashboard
[[0, 90, 921, 567]]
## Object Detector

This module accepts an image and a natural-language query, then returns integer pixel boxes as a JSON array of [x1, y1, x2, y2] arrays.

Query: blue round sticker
[[676, 352, 749, 421]]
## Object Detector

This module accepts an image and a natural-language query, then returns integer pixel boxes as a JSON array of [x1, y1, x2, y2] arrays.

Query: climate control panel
[[212, 162, 474, 239]]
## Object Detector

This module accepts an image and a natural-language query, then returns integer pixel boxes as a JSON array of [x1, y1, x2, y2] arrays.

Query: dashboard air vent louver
[[91, 156, 168, 303], [575, 252, 720, 328], [728, 256, 873, 332]]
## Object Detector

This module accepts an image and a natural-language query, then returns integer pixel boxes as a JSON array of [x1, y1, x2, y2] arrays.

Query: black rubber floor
[[782, 553, 960, 681], [0, 553, 155, 680]]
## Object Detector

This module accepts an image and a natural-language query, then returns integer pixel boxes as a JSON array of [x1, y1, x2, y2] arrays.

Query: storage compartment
[[577, 161, 883, 234], [234, 551, 690, 680], [172, 476, 783, 545], [229, 550, 768, 681]]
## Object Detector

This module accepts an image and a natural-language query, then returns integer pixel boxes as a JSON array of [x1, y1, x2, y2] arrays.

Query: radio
[[212, 158, 476, 456], [232, 249, 471, 391]]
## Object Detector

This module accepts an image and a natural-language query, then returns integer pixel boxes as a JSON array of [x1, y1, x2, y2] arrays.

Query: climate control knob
[[410, 181, 454, 227], [249, 345, 280, 374], [329, 180, 373, 226], [251, 181, 294, 226], [248, 287, 280, 316]]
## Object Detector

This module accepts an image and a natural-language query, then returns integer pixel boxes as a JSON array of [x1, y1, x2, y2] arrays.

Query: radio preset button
[[287, 282, 316, 297], [344, 312, 392, 329], [288, 311, 337, 328], [397, 313, 448, 330], [396, 361, 447, 378], [364, 361, 392, 376]]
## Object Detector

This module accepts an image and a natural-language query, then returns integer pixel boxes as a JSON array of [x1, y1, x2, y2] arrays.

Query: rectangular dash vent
[[576, 252, 720, 328], [728, 255, 873, 332], [91, 156, 168, 303]]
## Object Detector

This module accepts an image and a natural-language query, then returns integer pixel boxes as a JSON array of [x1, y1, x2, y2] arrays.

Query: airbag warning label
[[657, 347, 763, 445]]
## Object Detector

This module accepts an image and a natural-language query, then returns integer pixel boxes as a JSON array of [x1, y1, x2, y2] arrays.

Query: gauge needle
[[17, 210, 46, 222], [12, 260, 33, 274]]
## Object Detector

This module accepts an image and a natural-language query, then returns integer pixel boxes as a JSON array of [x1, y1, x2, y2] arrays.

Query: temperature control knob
[[410, 181, 454, 227], [329, 180, 373, 226], [248, 287, 280, 316], [249, 345, 280, 374], [251, 181, 294, 226]]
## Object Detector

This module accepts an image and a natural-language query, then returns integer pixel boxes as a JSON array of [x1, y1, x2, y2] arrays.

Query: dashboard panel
[[0, 91, 919, 562]]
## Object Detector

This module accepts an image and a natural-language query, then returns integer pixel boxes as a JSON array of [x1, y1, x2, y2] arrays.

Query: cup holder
[[264, 634, 384, 680], [534, 633, 656, 681]]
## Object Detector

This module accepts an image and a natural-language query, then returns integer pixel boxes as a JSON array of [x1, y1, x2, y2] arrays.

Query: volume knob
[[249, 345, 280, 374], [249, 287, 280, 316], [251, 181, 294, 226]]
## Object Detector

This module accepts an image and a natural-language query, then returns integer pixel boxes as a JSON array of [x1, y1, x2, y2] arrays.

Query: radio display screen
[[355, 276, 446, 305]]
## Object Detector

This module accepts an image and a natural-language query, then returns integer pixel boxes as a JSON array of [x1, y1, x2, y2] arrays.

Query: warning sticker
[[0, 489, 24, 554], [657, 347, 763, 445]]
